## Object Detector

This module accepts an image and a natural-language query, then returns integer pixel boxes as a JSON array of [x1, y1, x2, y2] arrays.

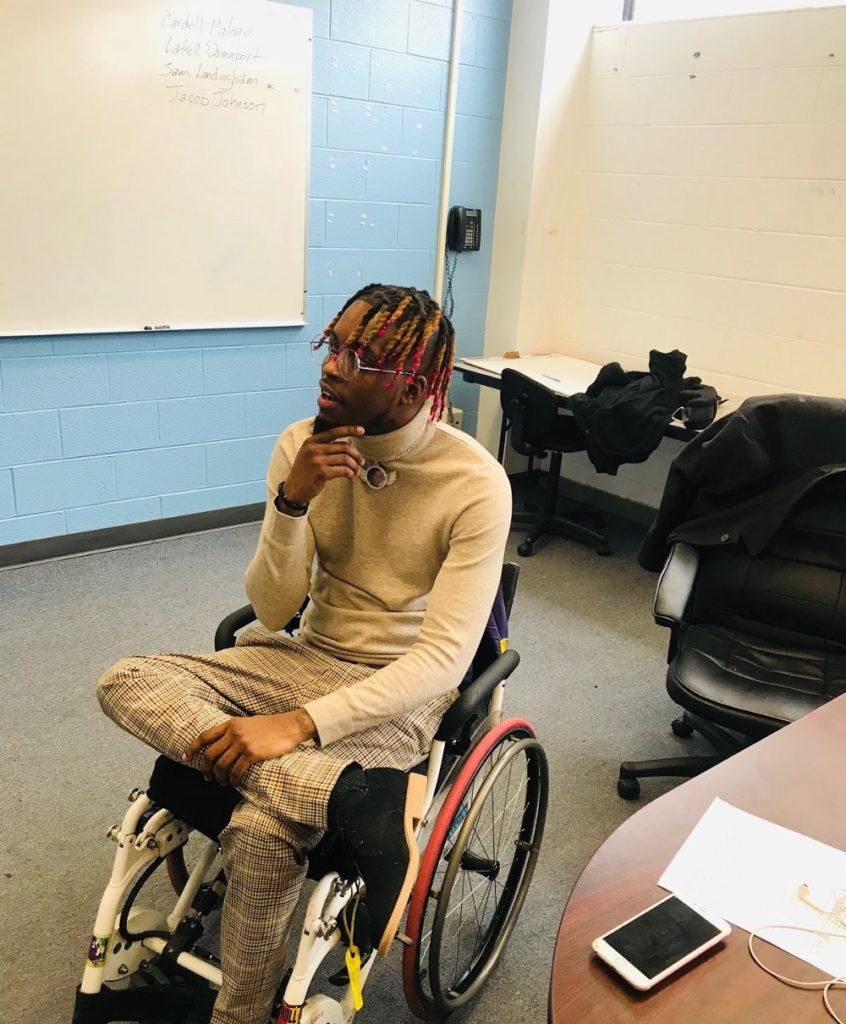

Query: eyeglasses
[[310, 334, 415, 381]]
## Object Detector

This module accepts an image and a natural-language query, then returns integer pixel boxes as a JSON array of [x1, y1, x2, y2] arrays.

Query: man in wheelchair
[[95, 284, 512, 1024]]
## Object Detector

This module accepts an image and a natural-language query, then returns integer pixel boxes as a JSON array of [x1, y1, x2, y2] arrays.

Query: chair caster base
[[617, 776, 640, 800], [517, 540, 534, 557], [597, 543, 611, 557], [671, 716, 694, 738]]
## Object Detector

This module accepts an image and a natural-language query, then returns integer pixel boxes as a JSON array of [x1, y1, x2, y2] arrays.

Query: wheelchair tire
[[165, 832, 222, 898], [165, 847, 190, 895], [402, 718, 548, 1020]]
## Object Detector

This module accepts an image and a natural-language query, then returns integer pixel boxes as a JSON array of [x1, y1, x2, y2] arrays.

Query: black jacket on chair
[[569, 349, 689, 476], [639, 394, 846, 571]]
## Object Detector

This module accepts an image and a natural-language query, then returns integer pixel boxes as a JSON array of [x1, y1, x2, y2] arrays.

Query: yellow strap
[[345, 945, 364, 1011], [341, 894, 364, 1012], [499, 637, 509, 653]]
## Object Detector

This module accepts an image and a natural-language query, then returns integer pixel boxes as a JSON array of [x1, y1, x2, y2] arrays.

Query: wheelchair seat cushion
[[148, 755, 242, 841], [669, 623, 846, 736]]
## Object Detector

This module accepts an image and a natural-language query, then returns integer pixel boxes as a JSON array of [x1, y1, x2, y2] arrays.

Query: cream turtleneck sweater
[[244, 404, 512, 746]]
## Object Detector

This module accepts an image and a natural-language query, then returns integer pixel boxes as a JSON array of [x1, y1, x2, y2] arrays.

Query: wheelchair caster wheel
[[617, 776, 640, 800], [672, 716, 694, 738], [517, 540, 534, 557]]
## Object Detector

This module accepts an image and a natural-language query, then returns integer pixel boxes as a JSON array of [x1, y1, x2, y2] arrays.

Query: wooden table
[[549, 693, 846, 1023]]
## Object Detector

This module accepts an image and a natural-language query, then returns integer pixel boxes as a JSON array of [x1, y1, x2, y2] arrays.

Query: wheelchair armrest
[[434, 648, 521, 741], [214, 601, 307, 651], [652, 543, 699, 628], [214, 604, 256, 651]]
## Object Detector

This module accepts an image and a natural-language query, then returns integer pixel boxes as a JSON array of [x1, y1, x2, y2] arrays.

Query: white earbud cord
[[749, 893, 846, 1023]]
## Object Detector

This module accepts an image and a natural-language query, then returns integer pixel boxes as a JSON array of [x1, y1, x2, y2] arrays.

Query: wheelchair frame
[[75, 574, 548, 1024]]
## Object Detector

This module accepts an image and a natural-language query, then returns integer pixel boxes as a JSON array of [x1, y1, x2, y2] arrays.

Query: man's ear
[[401, 373, 428, 405]]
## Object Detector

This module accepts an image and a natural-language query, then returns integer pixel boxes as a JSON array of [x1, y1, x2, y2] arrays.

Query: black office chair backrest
[[688, 475, 846, 649], [500, 369, 561, 457]]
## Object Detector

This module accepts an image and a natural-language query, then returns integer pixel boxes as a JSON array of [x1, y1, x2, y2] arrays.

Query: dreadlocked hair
[[324, 283, 456, 421]]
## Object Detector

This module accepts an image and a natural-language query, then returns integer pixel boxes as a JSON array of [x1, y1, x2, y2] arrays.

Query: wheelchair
[[74, 563, 549, 1024]]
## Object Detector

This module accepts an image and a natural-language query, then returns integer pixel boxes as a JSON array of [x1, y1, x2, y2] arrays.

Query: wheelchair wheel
[[166, 846, 191, 895], [165, 831, 222, 896], [403, 718, 548, 1020]]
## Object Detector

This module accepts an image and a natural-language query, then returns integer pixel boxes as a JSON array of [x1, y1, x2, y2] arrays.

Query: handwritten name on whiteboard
[[157, 11, 272, 115]]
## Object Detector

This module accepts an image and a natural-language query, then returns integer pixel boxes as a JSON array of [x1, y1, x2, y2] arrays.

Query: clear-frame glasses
[[310, 334, 415, 381]]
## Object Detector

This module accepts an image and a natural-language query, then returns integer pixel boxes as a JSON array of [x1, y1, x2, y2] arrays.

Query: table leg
[[497, 414, 509, 464]]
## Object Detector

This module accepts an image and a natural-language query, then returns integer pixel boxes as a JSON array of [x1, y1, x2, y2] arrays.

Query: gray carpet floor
[[0, 513, 712, 1024]]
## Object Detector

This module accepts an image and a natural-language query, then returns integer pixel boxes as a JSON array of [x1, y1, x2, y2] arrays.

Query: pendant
[[360, 459, 396, 490]]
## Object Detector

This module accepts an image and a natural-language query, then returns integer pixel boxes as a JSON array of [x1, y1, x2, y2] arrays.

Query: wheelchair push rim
[[402, 718, 548, 1020]]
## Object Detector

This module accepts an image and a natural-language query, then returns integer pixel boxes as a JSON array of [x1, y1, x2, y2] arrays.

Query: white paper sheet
[[659, 798, 846, 978]]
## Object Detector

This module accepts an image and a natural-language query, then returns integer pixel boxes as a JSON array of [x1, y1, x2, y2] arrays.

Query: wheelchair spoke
[[440, 874, 501, 989], [440, 875, 495, 928], [471, 878, 497, 961], [500, 778, 529, 855], [436, 773, 532, 988], [498, 758, 528, 859], [495, 756, 515, 854], [465, 820, 494, 865], [489, 775, 498, 857], [464, 761, 518, 865], [468, 866, 485, 936], [468, 777, 527, 860], [451, 869, 466, 986]]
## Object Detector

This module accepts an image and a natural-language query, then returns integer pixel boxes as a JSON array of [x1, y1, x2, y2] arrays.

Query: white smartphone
[[591, 893, 730, 991]]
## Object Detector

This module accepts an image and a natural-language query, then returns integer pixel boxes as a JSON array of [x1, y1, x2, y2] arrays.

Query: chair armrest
[[214, 604, 256, 651], [652, 543, 699, 627], [214, 600, 309, 651], [434, 649, 521, 741]]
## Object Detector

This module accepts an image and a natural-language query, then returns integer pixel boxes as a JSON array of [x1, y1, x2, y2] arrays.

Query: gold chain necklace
[[359, 428, 426, 491]]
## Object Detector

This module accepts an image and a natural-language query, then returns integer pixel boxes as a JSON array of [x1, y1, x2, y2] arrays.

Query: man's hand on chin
[[184, 709, 317, 787]]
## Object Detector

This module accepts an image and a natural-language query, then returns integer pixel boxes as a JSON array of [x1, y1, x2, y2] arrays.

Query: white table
[[455, 354, 736, 461], [457, 354, 604, 398]]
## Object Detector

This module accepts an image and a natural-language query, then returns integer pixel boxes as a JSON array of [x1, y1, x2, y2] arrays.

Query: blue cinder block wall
[[0, 0, 510, 547]]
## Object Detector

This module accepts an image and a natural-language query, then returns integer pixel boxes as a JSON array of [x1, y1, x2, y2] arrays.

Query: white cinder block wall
[[486, 4, 846, 511]]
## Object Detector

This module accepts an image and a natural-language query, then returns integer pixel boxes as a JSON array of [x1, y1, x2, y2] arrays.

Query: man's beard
[[313, 413, 393, 436]]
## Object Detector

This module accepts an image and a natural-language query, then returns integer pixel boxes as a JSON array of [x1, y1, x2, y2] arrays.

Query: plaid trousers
[[97, 626, 456, 1024]]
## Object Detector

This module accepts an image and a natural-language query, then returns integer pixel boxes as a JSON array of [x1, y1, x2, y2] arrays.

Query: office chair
[[618, 474, 846, 798], [501, 368, 609, 557]]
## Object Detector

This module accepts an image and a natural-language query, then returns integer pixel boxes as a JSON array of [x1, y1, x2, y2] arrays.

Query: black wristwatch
[[276, 482, 309, 514]]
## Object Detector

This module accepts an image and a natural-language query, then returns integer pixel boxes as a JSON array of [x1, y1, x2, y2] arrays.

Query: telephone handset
[[446, 206, 482, 252]]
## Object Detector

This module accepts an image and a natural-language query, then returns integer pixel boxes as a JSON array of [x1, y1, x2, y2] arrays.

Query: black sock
[[327, 763, 366, 832]]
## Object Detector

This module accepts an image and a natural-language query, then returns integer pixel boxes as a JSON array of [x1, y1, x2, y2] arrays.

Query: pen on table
[[542, 373, 562, 384]]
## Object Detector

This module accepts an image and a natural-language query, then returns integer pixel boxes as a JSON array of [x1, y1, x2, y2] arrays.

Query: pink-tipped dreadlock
[[324, 284, 456, 421]]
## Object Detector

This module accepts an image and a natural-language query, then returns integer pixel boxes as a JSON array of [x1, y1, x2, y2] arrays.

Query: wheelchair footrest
[[73, 982, 215, 1024]]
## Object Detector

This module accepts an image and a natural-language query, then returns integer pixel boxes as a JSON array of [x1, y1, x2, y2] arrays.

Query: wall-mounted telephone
[[446, 206, 482, 252]]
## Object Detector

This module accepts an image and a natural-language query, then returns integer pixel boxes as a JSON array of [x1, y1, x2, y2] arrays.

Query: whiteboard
[[0, 0, 311, 337]]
